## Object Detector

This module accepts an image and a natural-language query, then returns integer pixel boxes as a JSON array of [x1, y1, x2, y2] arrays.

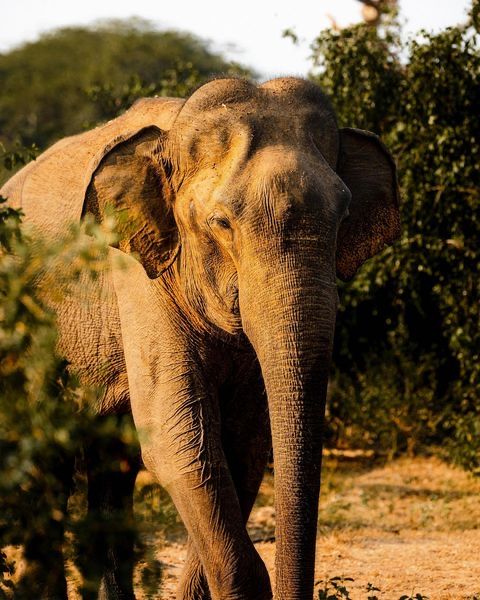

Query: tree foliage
[[0, 18, 251, 151], [311, 3, 480, 470], [0, 147, 161, 593]]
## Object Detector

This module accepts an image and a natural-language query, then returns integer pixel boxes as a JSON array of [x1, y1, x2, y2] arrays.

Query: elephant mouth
[[231, 288, 239, 315], [225, 278, 240, 325], [231, 289, 240, 316]]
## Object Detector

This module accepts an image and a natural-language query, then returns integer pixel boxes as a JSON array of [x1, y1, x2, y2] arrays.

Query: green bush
[[0, 191, 109, 591], [312, 2, 480, 470], [0, 138, 170, 593]]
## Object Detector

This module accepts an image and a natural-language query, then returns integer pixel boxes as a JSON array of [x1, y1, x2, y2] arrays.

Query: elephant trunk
[[239, 261, 337, 600]]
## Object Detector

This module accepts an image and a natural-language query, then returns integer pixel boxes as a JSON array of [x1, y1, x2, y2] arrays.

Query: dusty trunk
[[240, 262, 337, 599]]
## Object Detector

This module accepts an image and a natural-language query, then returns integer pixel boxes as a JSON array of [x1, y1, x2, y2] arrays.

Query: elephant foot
[[176, 554, 211, 600], [176, 551, 272, 600]]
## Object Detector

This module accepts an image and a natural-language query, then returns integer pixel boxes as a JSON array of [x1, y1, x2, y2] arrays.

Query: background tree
[[311, 0, 480, 470], [0, 18, 251, 175]]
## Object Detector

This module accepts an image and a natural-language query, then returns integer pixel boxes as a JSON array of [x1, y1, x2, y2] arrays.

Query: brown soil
[[156, 457, 480, 599], [5, 456, 480, 599]]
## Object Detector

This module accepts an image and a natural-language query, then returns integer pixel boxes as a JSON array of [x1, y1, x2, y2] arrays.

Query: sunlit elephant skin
[[2, 77, 400, 600]]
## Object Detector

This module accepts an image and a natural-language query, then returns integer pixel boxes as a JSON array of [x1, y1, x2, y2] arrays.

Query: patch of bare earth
[[5, 456, 479, 598], [154, 457, 480, 599]]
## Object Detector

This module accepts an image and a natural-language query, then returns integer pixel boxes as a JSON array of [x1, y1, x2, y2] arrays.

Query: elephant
[[1, 76, 400, 600]]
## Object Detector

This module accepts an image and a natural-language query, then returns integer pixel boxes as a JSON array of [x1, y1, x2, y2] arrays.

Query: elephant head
[[84, 77, 400, 598]]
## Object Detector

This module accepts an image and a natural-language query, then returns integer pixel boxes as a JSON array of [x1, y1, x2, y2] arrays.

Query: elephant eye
[[208, 213, 231, 230]]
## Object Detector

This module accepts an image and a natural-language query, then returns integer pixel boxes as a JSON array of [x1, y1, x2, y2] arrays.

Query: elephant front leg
[[176, 433, 271, 600], [135, 385, 272, 600], [176, 538, 212, 600], [176, 362, 271, 600], [170, 470, 270, 600]]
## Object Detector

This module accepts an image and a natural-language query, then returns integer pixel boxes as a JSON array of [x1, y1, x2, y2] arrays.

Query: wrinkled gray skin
[[2, 77, 400, 600]]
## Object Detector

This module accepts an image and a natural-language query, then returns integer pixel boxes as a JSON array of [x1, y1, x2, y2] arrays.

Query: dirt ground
[[153, 456, 480, 599], [5, 456, 480, 599]]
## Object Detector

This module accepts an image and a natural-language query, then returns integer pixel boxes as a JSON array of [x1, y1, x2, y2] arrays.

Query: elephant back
[[0, 97, 184, 240]]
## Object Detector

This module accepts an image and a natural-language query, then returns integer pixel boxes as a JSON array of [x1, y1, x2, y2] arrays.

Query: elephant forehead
[[179, 76, 334, 115], [178, 141, 344, 229], [172, 77, 337, 155], [171, 105, 338, 169], [180, 77, 258, 112]]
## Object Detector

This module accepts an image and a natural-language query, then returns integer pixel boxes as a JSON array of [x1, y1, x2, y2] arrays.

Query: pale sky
[[0, 0, 472, 77]]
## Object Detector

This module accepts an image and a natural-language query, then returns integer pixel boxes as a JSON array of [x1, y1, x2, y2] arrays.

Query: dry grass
[[5, 456, 480, 598], [156, 456, 480, 599]]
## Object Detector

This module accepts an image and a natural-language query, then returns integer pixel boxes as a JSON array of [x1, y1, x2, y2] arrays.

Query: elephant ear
[[84, 125, 178, 279], [336, 127, 401, 281]]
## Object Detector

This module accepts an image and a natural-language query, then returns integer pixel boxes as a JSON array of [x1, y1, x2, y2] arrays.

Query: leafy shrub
[[0, 189, 116, 592], [312, 2, 480, 470], [0, 133, 175, 593]]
